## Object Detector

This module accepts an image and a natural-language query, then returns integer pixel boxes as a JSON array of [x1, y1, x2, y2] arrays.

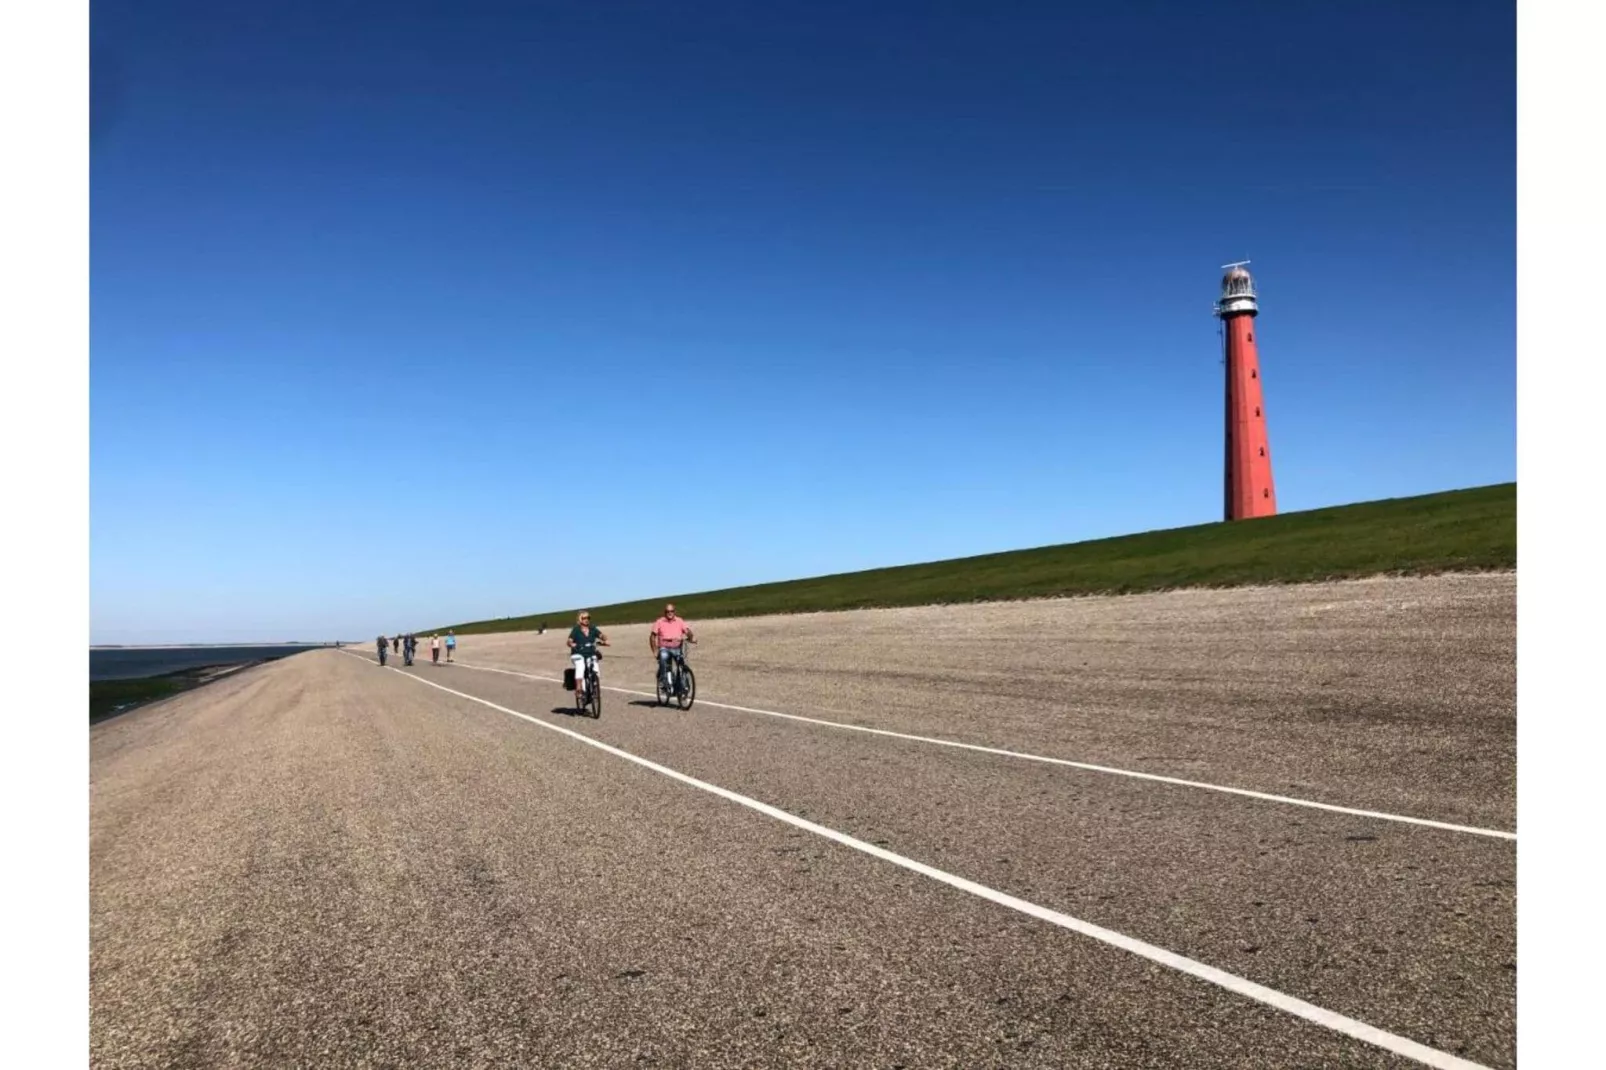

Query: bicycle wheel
[[675, 662, 696, 710], [656, 665, 670, 707], [588, 670, 602, 718]]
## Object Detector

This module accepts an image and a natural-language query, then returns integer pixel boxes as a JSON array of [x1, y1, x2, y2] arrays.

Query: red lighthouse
[[1215, 262, 1277, 520]]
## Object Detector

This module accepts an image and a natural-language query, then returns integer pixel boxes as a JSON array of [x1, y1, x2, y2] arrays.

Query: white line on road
[[357, 654, 1493, 1070], [433, 656, 1516, 842]]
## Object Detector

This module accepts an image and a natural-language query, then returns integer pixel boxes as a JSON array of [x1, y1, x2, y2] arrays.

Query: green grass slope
[[89, 676, 188, 721], [431, 483, 1515, 635]]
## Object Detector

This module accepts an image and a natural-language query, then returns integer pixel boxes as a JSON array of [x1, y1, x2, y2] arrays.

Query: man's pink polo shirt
[[652, 617, 690, 647]]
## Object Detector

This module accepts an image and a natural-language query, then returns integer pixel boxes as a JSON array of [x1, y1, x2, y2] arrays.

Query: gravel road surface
[[91, 573, 1514, 1069]]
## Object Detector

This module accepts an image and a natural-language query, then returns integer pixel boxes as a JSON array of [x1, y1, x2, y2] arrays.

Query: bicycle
[[573, 653, 602, 719], [655, 640, 697, 710]]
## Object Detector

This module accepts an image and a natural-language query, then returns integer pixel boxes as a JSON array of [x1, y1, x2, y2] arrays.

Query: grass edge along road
[[431, 482, 1515, 634], [89, 676, 190, 722], [90, 661, 275, 722]]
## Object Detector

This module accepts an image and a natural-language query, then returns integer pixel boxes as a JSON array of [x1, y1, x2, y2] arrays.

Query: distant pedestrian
[[392, 636, 400, 654], [431, 635, 440, 664], [403, 634, 416, 666], [445, 630, 457, 662], [376, 635, 388, 666]]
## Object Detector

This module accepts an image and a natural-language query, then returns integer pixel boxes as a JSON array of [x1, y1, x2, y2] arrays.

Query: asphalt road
[[90, 574, 1515, 1069]]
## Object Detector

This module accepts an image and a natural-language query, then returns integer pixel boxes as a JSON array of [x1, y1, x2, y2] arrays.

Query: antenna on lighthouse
[[1215, 260, 1259, 318]]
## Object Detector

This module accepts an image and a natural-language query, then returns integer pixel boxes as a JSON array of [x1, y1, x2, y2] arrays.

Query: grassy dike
[[90, 674, 192, 722], [430, 482, 1515, 635]]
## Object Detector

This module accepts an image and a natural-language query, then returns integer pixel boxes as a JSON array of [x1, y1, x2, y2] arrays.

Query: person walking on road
[[392, 635, 400, 654], [445, 630, 457, 662], [403, 633, 416, 666], [430, 635, 440, 664], [376, 635, 388, 666]]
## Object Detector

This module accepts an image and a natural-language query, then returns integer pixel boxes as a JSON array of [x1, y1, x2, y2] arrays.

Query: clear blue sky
[[90, 0, 1514, 644]]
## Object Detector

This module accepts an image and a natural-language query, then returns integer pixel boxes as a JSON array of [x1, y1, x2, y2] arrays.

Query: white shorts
[[571, 653, 599, 682]]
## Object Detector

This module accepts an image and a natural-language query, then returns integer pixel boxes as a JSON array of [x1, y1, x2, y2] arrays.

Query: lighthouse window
[[1247, 333, 1254, 341], [1264, 489, 1270, 498], [1255, 407, 1261, 416], [1251, 369, 1257, 379], [1259, 447, 1265, 457]]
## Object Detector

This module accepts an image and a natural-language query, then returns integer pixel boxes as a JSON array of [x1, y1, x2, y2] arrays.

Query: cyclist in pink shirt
[[649, 603, 695, 696]]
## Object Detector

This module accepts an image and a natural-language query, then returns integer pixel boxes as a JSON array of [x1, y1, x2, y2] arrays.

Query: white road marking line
[[434, 656, 1516, 842], [358, 654, 1493, 1070]]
